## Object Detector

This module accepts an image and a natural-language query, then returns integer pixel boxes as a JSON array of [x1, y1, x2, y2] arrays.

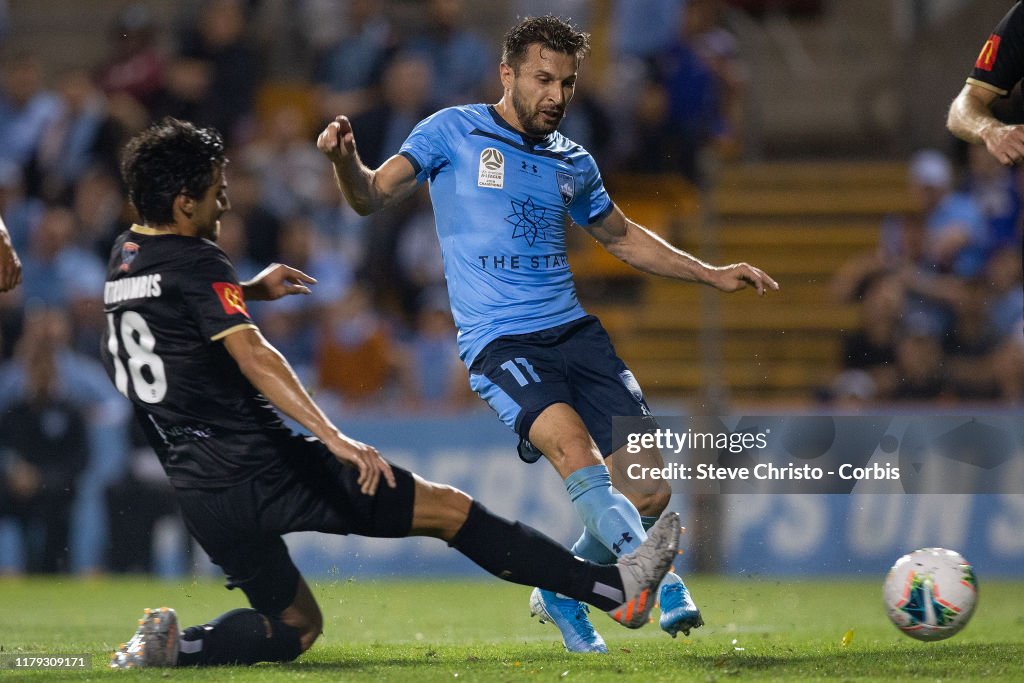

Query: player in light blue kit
[[318, 15, 778, 653]]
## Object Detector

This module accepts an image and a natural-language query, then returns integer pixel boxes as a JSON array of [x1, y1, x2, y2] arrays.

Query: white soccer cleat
[[110, 607, 180, 669], [607, 512, 680, 629]]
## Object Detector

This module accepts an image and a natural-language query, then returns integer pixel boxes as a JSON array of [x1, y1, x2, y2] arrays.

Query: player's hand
[[0, 228, 22, 293], [327, 432, 396, 496], [241, 263, 316, 301], [709, 263, 779, 295], [983, 123, 1024, 166], [317, 116, 357, 164]]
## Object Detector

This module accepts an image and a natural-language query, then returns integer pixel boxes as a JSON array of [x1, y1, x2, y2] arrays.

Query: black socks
[[449, 501, 626, 611], [176, 608, 302, 666]]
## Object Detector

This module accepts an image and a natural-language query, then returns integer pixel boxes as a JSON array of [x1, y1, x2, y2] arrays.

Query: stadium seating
[[574, 161, 911, 406]]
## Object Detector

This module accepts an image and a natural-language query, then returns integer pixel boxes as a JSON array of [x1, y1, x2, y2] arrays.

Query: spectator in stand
[[556, 76, 614, 165], [407, 0, 492, 109], [944, 278, 1001, 400], [0, 307, 90, 573], [105, 422, 189, 576], [633, 0, 745, 185], [680, 0, 746, 162], [314, 0, 397, 122], [837, 271, 905, 397], [27, 69, 126, 203], [242, 105, 325, 218], [215, 212, 261, 282], [72, 168, 125, 261], [257, 216, 350, 383], [348, 53, 436, 316], [961, 142, 1023, 256], [0, 161, 43, 256], [95, 3, 168, 115], [907, 149, 990, 278], [985, 245, 1024, 342], [349, 52, 435, 169], [221, 163, 281, 266], [316, 283, 411, 411], [890, 318, 948, 402], [394, 187, 445, 318], [984, 246, 1024, 402], [0, 303, 130, 574], [176, 0, 261, 143], [402, 289, 471, 413], [0, 52, 60, 170], [611, 0, 683, 61], [18, 206, 106, 311]]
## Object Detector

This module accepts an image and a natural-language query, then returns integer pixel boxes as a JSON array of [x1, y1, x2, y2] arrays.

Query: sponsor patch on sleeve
[[975, 34, 1001, 72], [212, 282, 249, 317]]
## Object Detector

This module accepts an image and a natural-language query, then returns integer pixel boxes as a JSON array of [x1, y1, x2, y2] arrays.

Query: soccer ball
[[883, 547, 978, 641]]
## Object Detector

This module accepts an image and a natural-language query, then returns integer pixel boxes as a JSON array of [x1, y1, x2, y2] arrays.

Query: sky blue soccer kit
[[397, 103, 699, 648]]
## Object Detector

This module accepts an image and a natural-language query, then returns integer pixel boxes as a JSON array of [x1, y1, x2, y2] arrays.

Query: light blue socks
[[565, 464, 647, 562]]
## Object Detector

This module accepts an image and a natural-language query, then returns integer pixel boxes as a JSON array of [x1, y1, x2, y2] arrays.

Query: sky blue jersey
[[399, 104, 614, 365]]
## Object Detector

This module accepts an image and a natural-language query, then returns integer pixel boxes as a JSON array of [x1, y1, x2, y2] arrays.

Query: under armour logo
[[612, 531, 634, 555]]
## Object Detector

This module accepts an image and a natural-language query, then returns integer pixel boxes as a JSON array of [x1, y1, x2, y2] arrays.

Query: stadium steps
[[581, 162, 904, 406]]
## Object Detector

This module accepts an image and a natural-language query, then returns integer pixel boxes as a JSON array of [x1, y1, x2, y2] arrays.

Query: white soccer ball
[[883, 547, 978, 641]]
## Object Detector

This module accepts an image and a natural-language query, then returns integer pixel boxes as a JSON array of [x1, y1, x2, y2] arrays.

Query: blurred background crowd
[[0, 0, 1020, 575]]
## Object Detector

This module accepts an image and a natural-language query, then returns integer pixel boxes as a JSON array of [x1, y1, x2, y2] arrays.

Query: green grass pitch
[[1, 576, 1021, 681]]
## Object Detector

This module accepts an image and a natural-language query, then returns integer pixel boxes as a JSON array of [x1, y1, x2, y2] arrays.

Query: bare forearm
[[239, 341, 341, 443], [947, 89, 998, 145], [332, 155, 382, 216], [607, 220, 715, 283]]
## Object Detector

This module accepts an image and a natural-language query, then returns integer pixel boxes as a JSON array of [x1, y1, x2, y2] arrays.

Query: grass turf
[[0, 576, 1020, 681]]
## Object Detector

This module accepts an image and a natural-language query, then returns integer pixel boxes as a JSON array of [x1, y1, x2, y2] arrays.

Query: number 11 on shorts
[[501, 357, 542, 386]]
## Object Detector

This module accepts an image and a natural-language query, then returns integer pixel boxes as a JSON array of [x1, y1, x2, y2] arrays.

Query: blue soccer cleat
[[530, 587, 608, 653], [658, 576, 704, 637]]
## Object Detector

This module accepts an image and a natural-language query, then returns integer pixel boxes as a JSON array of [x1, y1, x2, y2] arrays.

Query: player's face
[[505, 43, 578, 137], [194, 166, 230, 241]]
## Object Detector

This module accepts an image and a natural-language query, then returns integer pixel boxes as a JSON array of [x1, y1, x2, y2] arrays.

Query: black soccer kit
[[101, 225, 414, 614], [967, 1, 1024, 97]]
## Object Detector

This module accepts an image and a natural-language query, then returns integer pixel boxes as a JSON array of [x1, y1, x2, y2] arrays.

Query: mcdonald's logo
[[212, 282, 250, 317], [975, 34, 1001, 72]]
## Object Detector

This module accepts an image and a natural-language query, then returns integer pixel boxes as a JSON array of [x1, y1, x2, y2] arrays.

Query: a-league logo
[[478, 147, 505, 189]]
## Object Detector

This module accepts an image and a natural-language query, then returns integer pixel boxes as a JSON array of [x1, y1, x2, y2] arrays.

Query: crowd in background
[[829, 144, 1024, 407], [0, 0, 1019, 575], [0, 0, 750, 576]]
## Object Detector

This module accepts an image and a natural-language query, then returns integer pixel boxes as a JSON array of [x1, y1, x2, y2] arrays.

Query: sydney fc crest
[[556, 171, 574, 205]]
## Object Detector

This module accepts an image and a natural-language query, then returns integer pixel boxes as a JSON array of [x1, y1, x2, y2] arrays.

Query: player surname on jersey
[[104, 274, 163, 303]]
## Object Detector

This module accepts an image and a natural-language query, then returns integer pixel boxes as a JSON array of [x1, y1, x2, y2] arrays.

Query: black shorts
[[468, 315, 654, 460], [174, 434, 415, 616]]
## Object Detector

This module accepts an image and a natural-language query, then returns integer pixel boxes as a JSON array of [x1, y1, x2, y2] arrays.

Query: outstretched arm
[[316, 115, 420, 215], [582, 204, 779, 295], [222, 327, 395, 495], [0, 214, 22, 293], [948, 83, 1024, 165], [241, 263, 316, 301]]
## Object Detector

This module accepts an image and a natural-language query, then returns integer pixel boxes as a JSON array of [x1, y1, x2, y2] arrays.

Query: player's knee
[[629, 482, 671, 516], [548, 434, 602, 475], [411, 477, 472, 540]]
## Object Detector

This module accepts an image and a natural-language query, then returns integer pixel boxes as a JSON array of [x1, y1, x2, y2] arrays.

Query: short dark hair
[[120, 117, 226, 225], [502, 15, 591, 73]]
